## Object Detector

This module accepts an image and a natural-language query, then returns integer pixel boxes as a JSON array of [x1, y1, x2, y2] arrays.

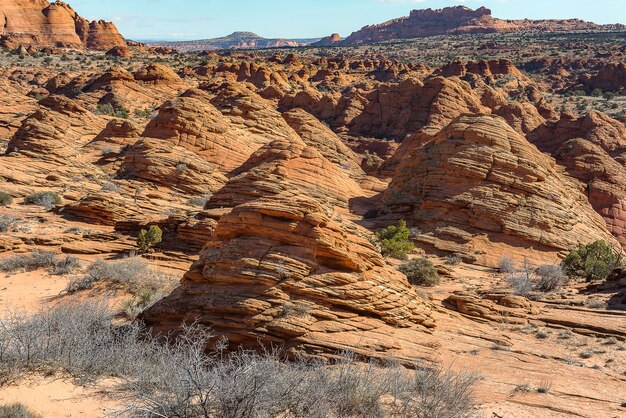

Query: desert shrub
[[561, 241, 619, 281], [0, 192, 12, 206], [0, 251, 57, 273], [0, 403, 40, 418], [604, 91, 616, 101], [507, 259, 535, 296], [499, 256, 515, 273], [376, 220, 415, 259], [399, 258, 440, 287], [96, 103, 129, 119], [137, 225, 163, 253], [0, 251, 79, 275], [50, 256, 81, 276], [0, 214, 20, 233], [66, 257, 173, 294], [121, 288, 164, 319], [0, 301, 477, 418], [535, 264, 567, 292], [24, 191, 61, 209], [134, 108, 153, 119]]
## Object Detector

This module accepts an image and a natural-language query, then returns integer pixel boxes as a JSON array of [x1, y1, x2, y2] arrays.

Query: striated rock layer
[[382, 114, 619, 265], [142, 193, 434, 358]]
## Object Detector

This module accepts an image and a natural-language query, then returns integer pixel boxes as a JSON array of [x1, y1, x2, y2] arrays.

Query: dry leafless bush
[[0, 214, 20, 233], [534, 264, 567, 292], [498, 256, 515, 273], [0, 251, 79, 275], [66, 257, 174, 295], [0, 403, 40, 418], [0, 301, 478, 418]]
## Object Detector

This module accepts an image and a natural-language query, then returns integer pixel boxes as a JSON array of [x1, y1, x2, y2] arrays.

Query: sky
[[69, 0, 626, 41]]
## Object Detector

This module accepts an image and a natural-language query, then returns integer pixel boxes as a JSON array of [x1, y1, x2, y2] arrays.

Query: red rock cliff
[[0, 0, 126, 49]]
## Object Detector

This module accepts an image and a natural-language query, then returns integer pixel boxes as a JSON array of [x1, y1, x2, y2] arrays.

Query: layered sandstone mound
[[91, 118, 141, 146], [207, 137, 364, 210], [553, 139, 626, 247], [205, 81, 300, 142], [434, 59, 525, 79], [0, 0, 126, 50], [530, 111, 626, 155], [142, 194, 434, 356], [106, 45, 132, 57], [528, 112, 626, 247], [382, 114, 618, 265], [139, 91, 265, 173], [120, 138, 228, 195], [379, 77, 488, 173], [65, 65, 185, 113], [6, 95, 104, 164], [282, 108, 365, 181], [347, 77, 487, 140], [342, 6, 607, 45], [133, 63, 183, 86], [583, 63, 626, 93], [0, 77, 37, 139]]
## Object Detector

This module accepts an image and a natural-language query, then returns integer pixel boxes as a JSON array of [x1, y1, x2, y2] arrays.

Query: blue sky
[[69, 0, 626, 41]]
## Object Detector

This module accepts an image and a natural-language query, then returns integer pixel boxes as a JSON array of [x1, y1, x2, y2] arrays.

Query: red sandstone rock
[[0, 0, 126, 50]]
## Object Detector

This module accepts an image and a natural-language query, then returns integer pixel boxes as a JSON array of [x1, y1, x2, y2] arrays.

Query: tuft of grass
[[537, 381, 552, 394]]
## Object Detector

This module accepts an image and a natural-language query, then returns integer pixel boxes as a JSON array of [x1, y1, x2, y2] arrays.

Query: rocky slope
[[382, 114, 620, 265], [0, 0, 126, 49]]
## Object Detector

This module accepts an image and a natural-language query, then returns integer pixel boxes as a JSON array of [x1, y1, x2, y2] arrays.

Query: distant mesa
[[341, 6, 623, 45], [312, 33, 342, 47], [0, 0, 126, 50], [146, 31, 320, 53]]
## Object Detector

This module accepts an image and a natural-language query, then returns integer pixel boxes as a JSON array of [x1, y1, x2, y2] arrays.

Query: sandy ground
[[0, 376, 119, 417]]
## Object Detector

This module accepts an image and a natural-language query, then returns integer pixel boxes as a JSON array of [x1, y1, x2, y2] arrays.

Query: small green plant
[[375, 219, 415, 259], [399, 258, 440, 286], [133, 108, 153, 119], [561, 241, 619, 281], [137, 225, 163, 253], [24, 191, 61, 209], [0, 191, 13, 206], [96, 103, 130, 119]]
